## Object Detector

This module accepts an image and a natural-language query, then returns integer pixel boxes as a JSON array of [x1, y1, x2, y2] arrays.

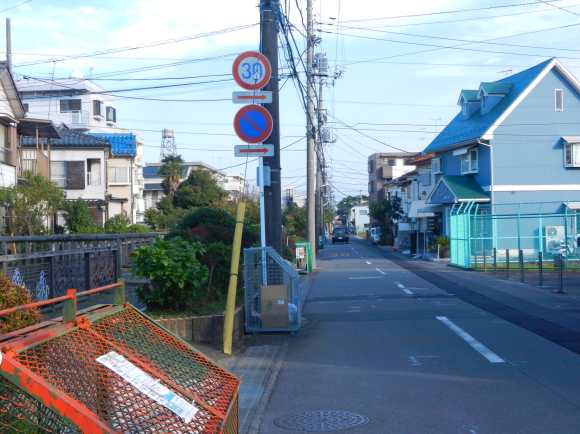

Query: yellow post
[[223, 202, 246, 355]]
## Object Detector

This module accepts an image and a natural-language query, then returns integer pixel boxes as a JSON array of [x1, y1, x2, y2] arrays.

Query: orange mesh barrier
[[0, 304, 239, 433]]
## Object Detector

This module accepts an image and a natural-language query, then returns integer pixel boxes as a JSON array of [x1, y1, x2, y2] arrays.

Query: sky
[[3, 0, 580, 203]]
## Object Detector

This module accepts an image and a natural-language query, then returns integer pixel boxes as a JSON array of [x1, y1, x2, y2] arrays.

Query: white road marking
[[366, 261, 372, 265], [375, 268, 386, 275], [408, 356, 440, 366], [394, 281, 413, 295], [348, 276, 382, 280], [436, 316, 505, 363]]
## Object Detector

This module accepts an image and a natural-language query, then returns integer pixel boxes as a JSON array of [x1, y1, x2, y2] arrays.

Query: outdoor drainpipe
[[477, 139, 494, 205]]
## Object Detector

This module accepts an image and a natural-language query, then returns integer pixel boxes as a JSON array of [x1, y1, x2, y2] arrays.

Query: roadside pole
[[306, 0, 317, 265]]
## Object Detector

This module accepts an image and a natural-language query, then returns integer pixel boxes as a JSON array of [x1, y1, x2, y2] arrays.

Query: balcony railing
[[87, 172, 101, 186], [19, 149, 49, 178], [0, 147, 13, 165], [69, 110, 89, 126], [52, 177, 66, 188]]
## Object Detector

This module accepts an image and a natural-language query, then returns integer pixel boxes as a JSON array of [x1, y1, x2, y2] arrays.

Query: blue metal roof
[[89, 133, 136, 155], [424, 58, 553, 152]]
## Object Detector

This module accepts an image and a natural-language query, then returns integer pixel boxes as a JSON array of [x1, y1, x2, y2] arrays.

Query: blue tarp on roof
[[424, 58, 553, 152], [89, 133, 136, 155]]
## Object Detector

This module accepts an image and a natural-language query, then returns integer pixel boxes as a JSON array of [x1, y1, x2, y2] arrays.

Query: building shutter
[[66, 161, 86, 189]]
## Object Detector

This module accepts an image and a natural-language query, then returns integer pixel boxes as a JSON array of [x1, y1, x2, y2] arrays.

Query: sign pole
[[259, 157, 266, 248]]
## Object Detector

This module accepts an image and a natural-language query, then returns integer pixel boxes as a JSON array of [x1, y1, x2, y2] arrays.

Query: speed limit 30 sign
[[232, 51, 271, 90]]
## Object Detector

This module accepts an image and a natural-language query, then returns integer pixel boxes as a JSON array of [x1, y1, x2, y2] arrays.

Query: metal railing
[[0, 233, 159, 302]]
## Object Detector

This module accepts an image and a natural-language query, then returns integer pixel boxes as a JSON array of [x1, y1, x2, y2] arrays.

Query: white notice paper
[[96, 351, 199, 424]]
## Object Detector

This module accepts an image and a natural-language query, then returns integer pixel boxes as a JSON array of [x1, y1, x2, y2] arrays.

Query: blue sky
[[3, 0, 580, 201]]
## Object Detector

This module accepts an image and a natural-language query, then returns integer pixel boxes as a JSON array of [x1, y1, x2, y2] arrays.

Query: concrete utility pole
[[6, 19, 12, 71], [260, 0, 282, 255], [306, 0, 317, 265]]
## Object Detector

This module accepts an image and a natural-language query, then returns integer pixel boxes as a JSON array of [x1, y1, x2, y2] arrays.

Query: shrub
[[178, 207, 236, 230], [132, 237, 209, 311], [127, 224, 151, 233], [0, 275, 42, 334], [105, 214, 131, 234], [200, 242, 235, 301]]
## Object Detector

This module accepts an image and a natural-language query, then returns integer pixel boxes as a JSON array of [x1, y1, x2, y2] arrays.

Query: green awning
[[428, 176, 490, 204]]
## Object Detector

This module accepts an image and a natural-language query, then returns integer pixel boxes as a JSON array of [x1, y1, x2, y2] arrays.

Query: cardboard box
[[260, 285, 289, 328]]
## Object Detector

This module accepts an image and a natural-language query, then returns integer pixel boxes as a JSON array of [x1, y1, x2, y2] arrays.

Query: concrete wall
[[155, 307, 245, 347]]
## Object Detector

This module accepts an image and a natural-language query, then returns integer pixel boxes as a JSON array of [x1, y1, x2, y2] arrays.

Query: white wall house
[[142, 161, 231, 212], [0, 62, 25, 189], [21, 125, 111, 227], [350, 202, 370, 235], [18, 74, 116, 133], [17, 73, 146, 223]]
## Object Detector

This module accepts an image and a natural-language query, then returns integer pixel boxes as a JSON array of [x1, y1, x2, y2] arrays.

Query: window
[[564, 142, 580, 167], [461, 149, 478, 174], [359, 210, 368, 215], [481, 96, 487, 111], [51, 161, 67, 187], [60, 99, 81, 112], [108, 166, 129, 184], [388, 159, 396, 166], [106, 106, 116, 123], [93, 100, 104, 117], [367, 160, 374, 173], [87, 159, 101, 185], [368, 181, 374, 194], [555, 89, 563, 111], [431, 157, 442, 174], [22, 103, 28, 112]]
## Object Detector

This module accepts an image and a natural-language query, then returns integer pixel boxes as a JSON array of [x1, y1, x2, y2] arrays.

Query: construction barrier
[[0, 282, 240, 433]]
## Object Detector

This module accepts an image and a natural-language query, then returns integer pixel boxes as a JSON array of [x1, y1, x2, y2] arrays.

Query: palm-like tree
[[158, 155, 186, 197]]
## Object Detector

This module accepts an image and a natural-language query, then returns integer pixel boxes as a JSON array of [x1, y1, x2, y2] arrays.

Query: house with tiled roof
[[90, 132, 145, 222], [423, 58, 580, 236], [22, 125, 111, 227]]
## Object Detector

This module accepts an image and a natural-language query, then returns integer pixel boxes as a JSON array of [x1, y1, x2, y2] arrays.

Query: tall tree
[[370, 196, 403, 246], [158, 154, 186, 197], [4, 171, 65, 235], [173, 169, 228, 209], [336, 195, 368, 224]]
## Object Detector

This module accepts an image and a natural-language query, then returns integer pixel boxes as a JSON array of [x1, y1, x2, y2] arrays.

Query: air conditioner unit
[[545, 226, 565, 237], [545, 238, 562, 252]]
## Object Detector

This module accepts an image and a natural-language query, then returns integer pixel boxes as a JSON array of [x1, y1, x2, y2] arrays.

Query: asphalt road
[[256, 236, 580, 433]]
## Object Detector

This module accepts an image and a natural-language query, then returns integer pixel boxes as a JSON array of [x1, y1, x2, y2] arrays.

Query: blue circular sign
[[234, 105, 273, 144]]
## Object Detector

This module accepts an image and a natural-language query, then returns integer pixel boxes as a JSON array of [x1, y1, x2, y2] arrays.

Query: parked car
[[332, 226, 349, 244], [369, 227, 381, 245]]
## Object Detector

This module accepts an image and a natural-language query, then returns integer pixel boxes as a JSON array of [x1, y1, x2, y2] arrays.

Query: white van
[[369, 227, 381, 245]]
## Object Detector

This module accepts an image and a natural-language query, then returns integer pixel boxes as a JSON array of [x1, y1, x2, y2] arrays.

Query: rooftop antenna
[[160, 129, 177, 161], [498, 68, 512, 77]]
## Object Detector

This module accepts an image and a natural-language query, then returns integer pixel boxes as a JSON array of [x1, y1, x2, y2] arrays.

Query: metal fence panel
[[0, 305, 239, 433], [244, 247, 306, 333], [452, 201, 580, 270]]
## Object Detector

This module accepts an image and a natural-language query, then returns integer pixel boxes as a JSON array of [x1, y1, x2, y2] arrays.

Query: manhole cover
[[275, 411, 369, 431]]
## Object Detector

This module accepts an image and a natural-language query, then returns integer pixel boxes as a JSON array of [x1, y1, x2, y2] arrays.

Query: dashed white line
[[366, 261, 372, 265], [394, 281, 413, 295], [375, 268, 386, 275], [436, 316, 505, 363], [348, 276, 382, 280]]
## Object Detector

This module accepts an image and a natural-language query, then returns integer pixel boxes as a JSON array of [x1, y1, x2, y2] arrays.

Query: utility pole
[[260, 0, 282, 254], [6, 19, 12, 71], [306, 0, 317, 265]]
